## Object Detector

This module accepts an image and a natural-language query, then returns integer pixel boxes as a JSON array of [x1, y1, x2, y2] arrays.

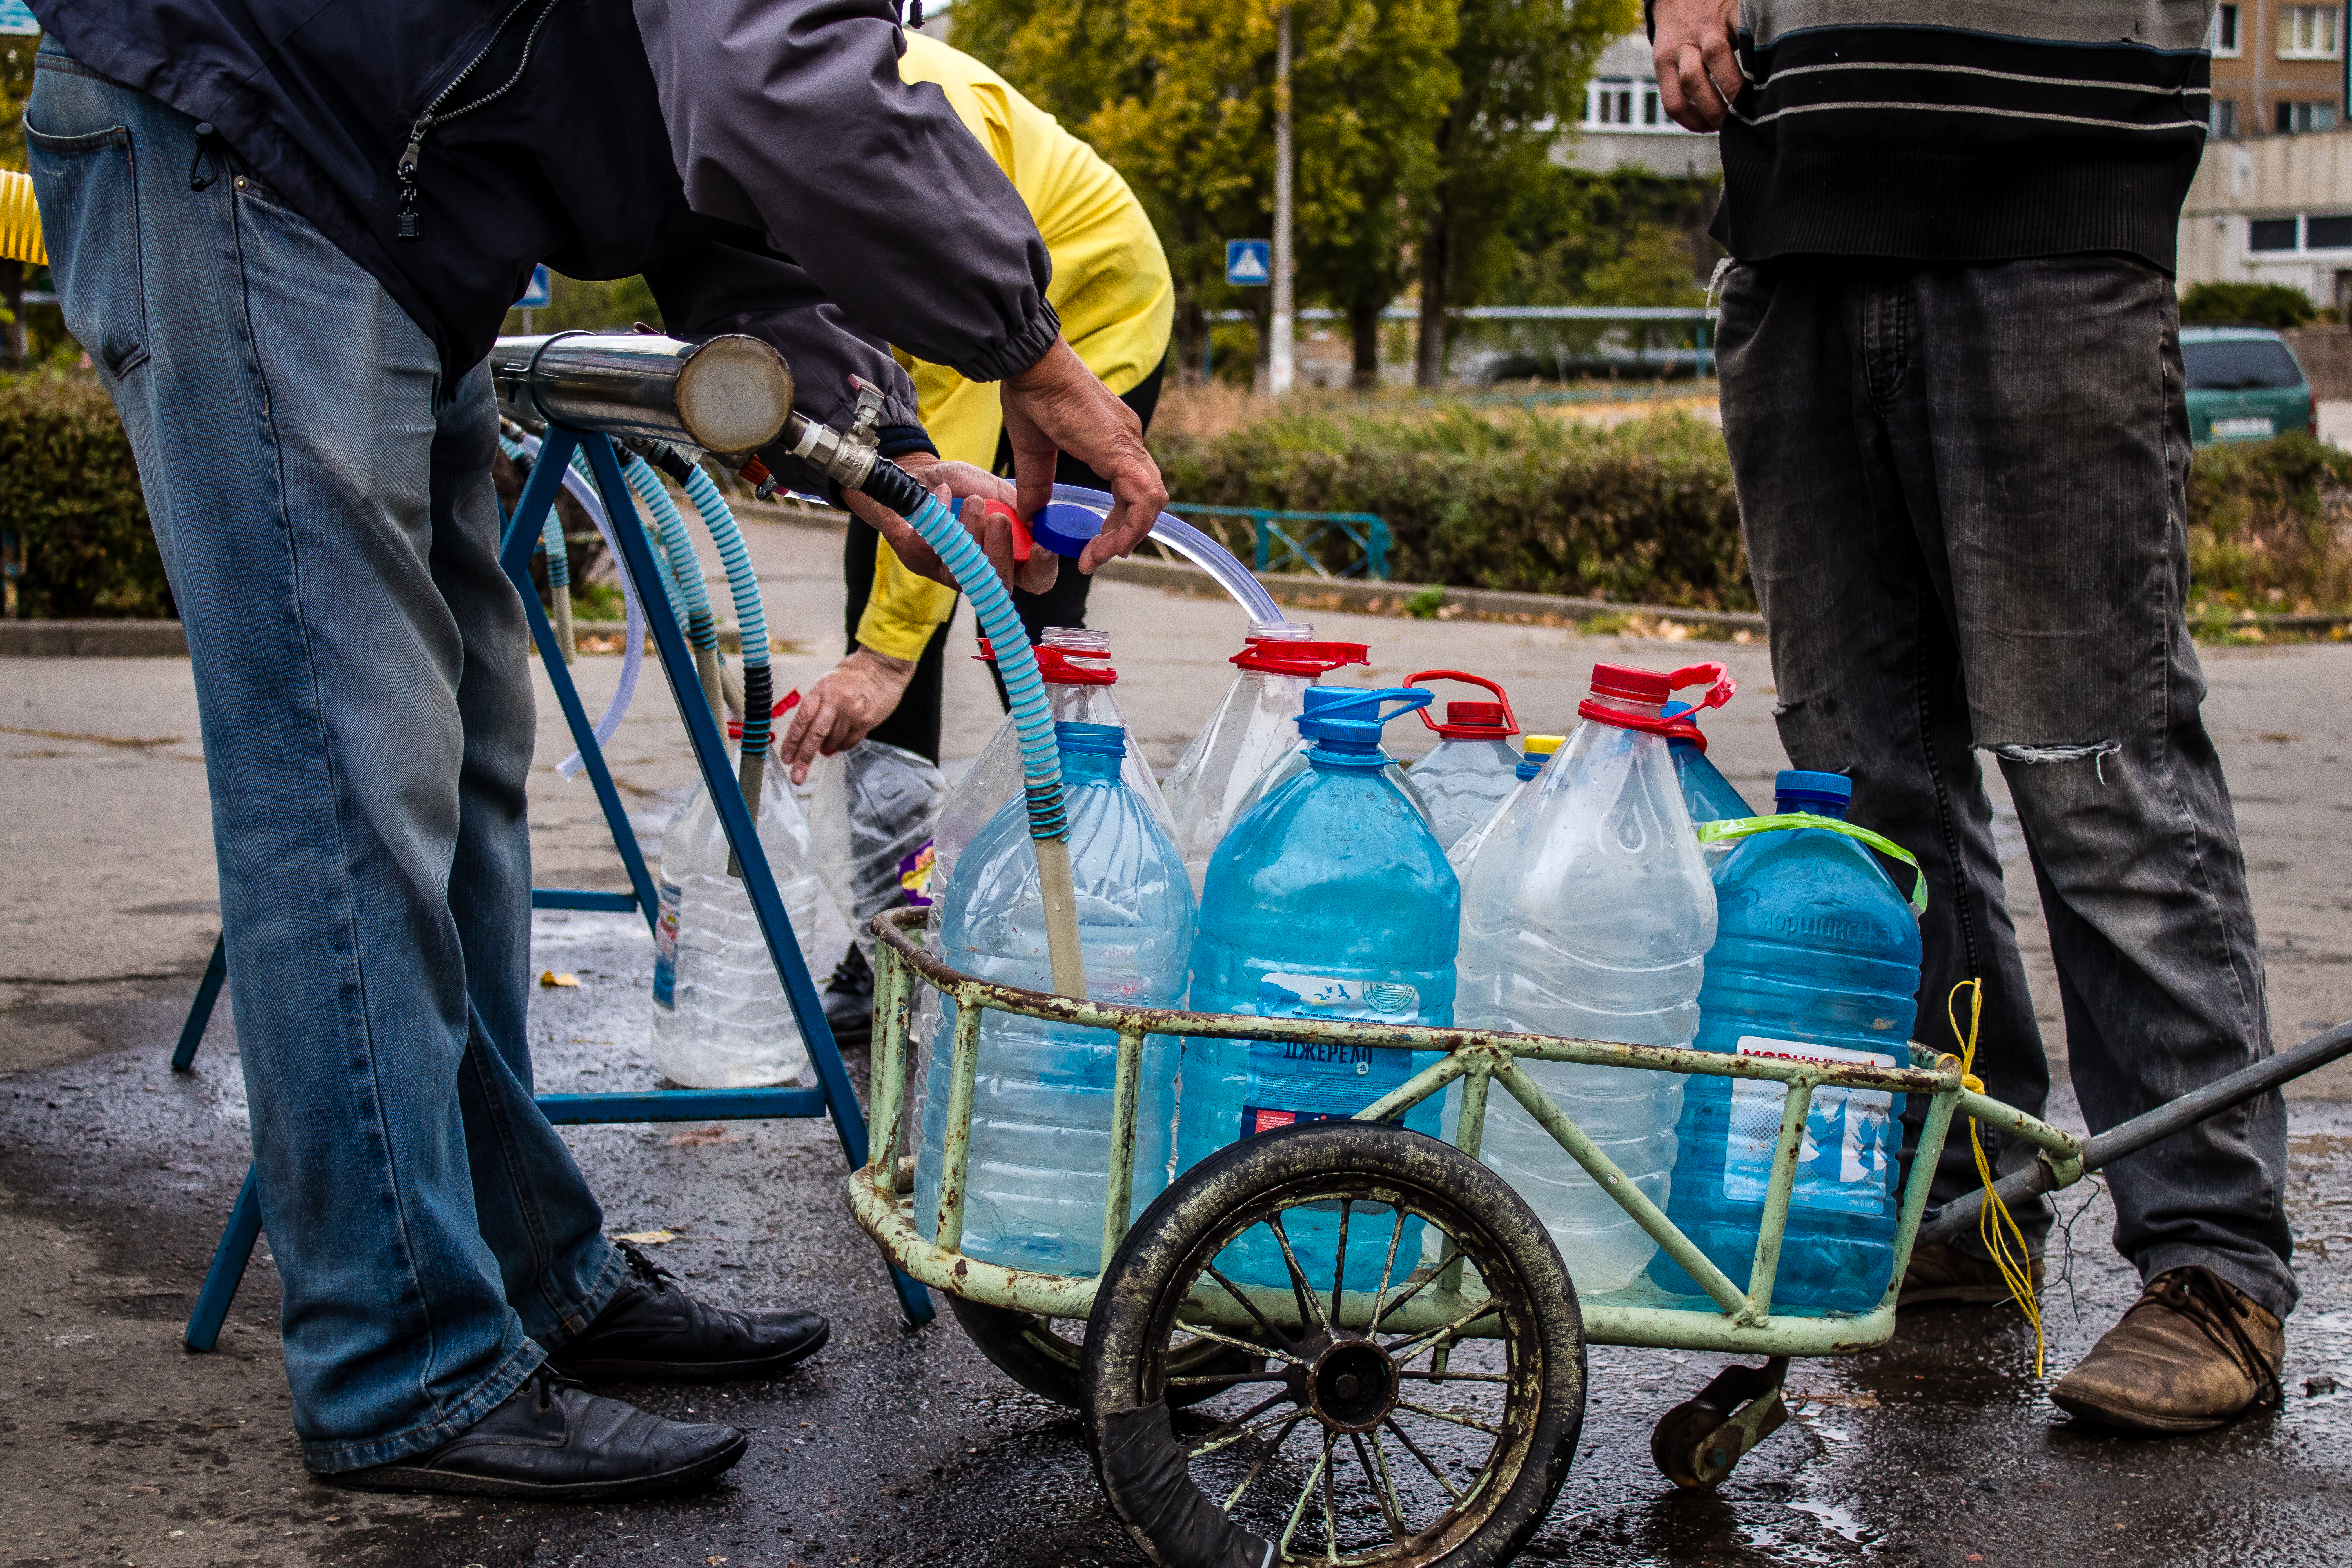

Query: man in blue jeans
[[26, 0, 1165, 1500], [1653, 0, 2291, 1433]]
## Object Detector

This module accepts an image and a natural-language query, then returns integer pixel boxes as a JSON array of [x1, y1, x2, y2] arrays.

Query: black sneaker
[[822, 946, 875, 1048], [546, 1240, 830, 1383], [328, 1368, 743, 1501]]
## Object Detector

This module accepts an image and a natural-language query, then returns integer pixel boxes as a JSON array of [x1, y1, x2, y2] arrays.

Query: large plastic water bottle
[[1454, 662, 1730, 1294], [1161, 626, 1368, 892], [1445, 734, 1563, 876], [650, 744, 826, 1088], [1402, 670, 1522, 849], [1178, 687, 1457, 1290], [1648, 770, 1924, 1312], [1663, 699, 1752, 866], [914, 722, 1195, 1276]]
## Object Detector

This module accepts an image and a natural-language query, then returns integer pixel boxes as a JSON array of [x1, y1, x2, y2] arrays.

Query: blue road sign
[[0, 2, 40, 34], [1225, 240, 1270, 287], [515, 265, 552, 309]]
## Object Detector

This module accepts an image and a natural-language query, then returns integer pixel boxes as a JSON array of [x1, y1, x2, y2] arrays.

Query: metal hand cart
[[850, 907, 2352, 1567]]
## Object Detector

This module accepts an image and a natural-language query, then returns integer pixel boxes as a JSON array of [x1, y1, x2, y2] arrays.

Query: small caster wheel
[[948, 1296, 1262, 1410], [1081, 1119, 1585, 1567], [1650, 1357, 1790, 1490]]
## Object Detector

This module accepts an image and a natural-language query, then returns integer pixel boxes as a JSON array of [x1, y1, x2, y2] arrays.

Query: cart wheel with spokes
[[1081, 1120, 1584, 1567], [948, 1296, 1266, 1411]]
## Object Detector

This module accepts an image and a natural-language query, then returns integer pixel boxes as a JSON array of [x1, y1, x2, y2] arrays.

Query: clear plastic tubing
[[502, 431, 644, 782], [1030, 483, 1307, 633]]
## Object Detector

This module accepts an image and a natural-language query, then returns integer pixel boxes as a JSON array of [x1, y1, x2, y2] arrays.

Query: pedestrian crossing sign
[[1225, 240, 1270, 287]]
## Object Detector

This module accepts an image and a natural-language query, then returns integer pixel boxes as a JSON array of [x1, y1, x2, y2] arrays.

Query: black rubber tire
[[949, 1296, 1267, 1412], [1080, 1120, 1586, 1568]]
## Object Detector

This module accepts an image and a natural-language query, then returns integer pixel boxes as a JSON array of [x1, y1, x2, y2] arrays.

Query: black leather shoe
[[547, 1240, 830, 1383], [328, 1369, 743, 1501], [822, 946, 874, 1048]]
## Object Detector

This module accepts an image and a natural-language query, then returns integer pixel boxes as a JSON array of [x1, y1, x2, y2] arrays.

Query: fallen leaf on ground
[[668, 1125, 740, 1147], [539, 970, 579, 988], [128, 1486, 158, 1495], [614, 1230, 677, 1245]]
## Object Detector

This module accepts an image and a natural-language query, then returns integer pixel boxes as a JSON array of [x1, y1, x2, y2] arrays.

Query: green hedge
[[2185, 432, 2352, 617], [0, 374, 167, 619], [1154, 407, 1754, 609]]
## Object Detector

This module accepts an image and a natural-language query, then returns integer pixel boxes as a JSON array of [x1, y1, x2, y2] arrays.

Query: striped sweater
[[1708, 2, 2215, 269]]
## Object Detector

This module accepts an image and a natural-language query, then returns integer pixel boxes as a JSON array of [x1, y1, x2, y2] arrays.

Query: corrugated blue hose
[[671, 459, 775, 762], [901, 488, 1065, 839]]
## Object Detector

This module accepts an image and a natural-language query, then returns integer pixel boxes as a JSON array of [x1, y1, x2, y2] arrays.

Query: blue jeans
[[1717, 255, 2296, 1319], [27, 47, 625, 1469]]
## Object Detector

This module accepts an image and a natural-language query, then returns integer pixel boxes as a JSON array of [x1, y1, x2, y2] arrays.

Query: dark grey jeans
[[1716, 254, 2296, 1319]]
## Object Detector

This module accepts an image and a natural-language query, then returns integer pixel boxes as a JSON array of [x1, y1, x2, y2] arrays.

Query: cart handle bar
[[1918, 1016, 2352, 1246]]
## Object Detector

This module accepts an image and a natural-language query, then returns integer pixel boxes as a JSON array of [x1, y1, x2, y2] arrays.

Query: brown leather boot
[[2050, 1266, 2283, 1434], [1899, 1240, 2044, 1307]]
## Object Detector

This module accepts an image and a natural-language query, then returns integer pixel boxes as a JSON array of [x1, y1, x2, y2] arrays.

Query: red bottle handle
[[1403, 668, 1519, 737], [974, 497, 1032, 562], [1577, 661, 1737, 736]]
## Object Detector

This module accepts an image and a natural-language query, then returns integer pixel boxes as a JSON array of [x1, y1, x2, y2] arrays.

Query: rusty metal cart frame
[[848, 906, 2352, 1563]]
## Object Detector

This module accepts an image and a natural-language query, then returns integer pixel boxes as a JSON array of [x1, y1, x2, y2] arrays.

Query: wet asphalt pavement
[[6, 905, 2352, 1568], [9, 562, 2352, 1566]]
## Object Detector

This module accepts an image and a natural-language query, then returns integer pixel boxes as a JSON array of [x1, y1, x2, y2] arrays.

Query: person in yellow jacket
[[780, 31, 1173, 794]]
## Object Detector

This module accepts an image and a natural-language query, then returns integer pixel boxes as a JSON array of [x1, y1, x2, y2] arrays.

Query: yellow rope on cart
[[1945, 978, 2046, 1378]]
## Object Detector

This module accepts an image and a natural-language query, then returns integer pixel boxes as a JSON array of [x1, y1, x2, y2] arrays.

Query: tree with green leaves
[[956, 0, 1458, 387], [1412, 0, 1634, 386]]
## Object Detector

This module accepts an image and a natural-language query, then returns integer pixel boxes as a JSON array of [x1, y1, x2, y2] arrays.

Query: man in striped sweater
[[1654, 1, 2290, 1434]]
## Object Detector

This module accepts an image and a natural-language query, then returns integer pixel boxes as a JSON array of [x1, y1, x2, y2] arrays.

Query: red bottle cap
[[1577, 662, 1736, 736], [1405, 670, 1518, 739], [726, 688, 801, 740], [1230, 638, 1370, 676]]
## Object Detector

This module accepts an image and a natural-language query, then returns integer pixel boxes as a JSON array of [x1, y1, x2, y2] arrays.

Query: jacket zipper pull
[[395, 118, 429, 241]]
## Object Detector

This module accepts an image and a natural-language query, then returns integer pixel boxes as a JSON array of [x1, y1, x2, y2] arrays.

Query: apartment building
[[2209, 2, 2348, 138], [1557, 32, 1722, 178]]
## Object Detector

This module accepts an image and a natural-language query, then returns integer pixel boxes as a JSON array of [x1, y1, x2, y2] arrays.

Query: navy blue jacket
[[30, 0, 1060, 448]]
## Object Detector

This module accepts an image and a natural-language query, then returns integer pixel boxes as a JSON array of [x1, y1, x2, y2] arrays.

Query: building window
[[1583, 76, 1684, 133], [2250, 217, 2300, 250], [2278, 5, 2340, 58], [2213, 98, 2239, 138], [2213, 4, 2241, 55], [2307, 214, 2352, 248], [2278, 99, 2341, 132]]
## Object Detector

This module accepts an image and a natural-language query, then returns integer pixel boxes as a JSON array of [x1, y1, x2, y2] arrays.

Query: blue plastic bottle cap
[[1055, 720, 1127, 755], [1775, 769, 1852, 808], [1031, 500, 1107, 560]]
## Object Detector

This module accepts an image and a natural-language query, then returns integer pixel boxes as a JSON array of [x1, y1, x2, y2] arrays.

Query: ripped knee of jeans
[[1990, 739, 2122, 781]]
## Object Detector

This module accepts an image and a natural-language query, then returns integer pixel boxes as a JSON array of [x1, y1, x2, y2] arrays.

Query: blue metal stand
[[176, 426, 930, 1352]]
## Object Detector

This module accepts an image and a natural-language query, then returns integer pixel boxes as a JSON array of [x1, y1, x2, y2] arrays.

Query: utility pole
[[1270, 4, 1296, 399]]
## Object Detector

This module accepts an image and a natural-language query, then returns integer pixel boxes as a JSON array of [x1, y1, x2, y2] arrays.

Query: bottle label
[[1239, 973, 1424, 1138], [897, 838, 936, 907], [1723, 1036, 1897, 1216], [652, 880, 683, 1009]]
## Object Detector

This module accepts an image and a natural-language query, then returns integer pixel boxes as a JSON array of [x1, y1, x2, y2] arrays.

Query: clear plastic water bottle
[[914, 722, 1195, 1276], [1662, 699, 1753, 866], [1178, 687, 1457, 1290], [910, 631, 1173, 1131], [1648, 770, 1923, 1312], [1445, 734, 1563, 877], [1454, 662, 1729, 1294], [809, 739, 948, 964], [1401, 670, 1522, 850], [1161, 625, 1368, 893], [650, 744, 826, 1089]]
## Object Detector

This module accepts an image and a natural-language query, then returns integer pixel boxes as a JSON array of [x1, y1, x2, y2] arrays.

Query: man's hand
[[1652, 0, 1742, 132], [1001, 336, 1167, 574], [781, 648, 917, 785], [842, 455, 1056, 595]]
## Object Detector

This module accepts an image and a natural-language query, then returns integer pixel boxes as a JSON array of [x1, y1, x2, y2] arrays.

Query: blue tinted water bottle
[[1662, 700, 1752, 830], [914, 722, 1195, 1276], [1178, 687, 1458, 1291], [1647, 770, 1926, 1313]]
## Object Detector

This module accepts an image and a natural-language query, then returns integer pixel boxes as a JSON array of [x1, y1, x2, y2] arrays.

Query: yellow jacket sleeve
[[856, 34, 1174, 661]]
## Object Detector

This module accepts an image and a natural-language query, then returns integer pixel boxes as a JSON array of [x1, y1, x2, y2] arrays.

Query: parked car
[[2181, 325, 2312, 445]]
